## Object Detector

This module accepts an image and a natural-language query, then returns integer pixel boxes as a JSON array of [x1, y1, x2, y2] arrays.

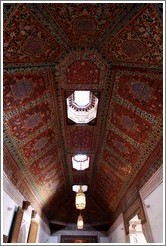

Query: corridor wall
[[3, 173, 50, 243], [108, 166, 163, 243]]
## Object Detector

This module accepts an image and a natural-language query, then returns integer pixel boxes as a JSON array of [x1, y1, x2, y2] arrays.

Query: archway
[[129, 214, 147, 243]]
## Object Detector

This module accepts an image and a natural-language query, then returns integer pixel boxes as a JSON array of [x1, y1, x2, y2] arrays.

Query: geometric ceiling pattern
[[3, 3, 163, 230]]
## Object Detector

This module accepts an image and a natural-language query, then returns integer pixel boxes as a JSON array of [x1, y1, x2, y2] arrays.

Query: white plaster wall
[[3, 191, 32, 242], [108, 213, 126, 243], [47, 236, 59, 243], [37, 214, 50, 243], [140, 166, 163, 243], [99, 236, 110, 243], [142, 183, 163, 243], [3, 191, 18, 237]]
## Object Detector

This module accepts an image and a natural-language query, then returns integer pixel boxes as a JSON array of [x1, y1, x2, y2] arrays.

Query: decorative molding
[[3, 173, 26, 208], [139, 166, 163, 200]]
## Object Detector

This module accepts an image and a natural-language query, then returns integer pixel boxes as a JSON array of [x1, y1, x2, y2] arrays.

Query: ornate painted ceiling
[[3, 2, 163, 231]]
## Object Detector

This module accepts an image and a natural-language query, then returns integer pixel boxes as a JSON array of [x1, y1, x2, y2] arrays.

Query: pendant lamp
[[75, 185, 86, 210], [77, 213, 84, 229]]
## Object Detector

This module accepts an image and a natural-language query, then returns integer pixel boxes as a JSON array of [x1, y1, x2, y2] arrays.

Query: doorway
[[129, 214, 147, 243]]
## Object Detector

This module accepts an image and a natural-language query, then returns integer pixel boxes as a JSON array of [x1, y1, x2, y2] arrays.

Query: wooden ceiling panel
[[46, 3, 127, 47], [57, 50, 109, 90], [3, 67, 68, 208], [101, 4, 162, 68], [65, 126, 96, 153], [93, 68, 162, 211], [3, 3, 163, 227], [4, 4, 63, 65], [102, 149, 132, 179]]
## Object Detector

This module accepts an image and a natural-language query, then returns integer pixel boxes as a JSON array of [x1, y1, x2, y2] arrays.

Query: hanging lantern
[[75, 185, 86, 210], [77, 213, 84, 229]]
